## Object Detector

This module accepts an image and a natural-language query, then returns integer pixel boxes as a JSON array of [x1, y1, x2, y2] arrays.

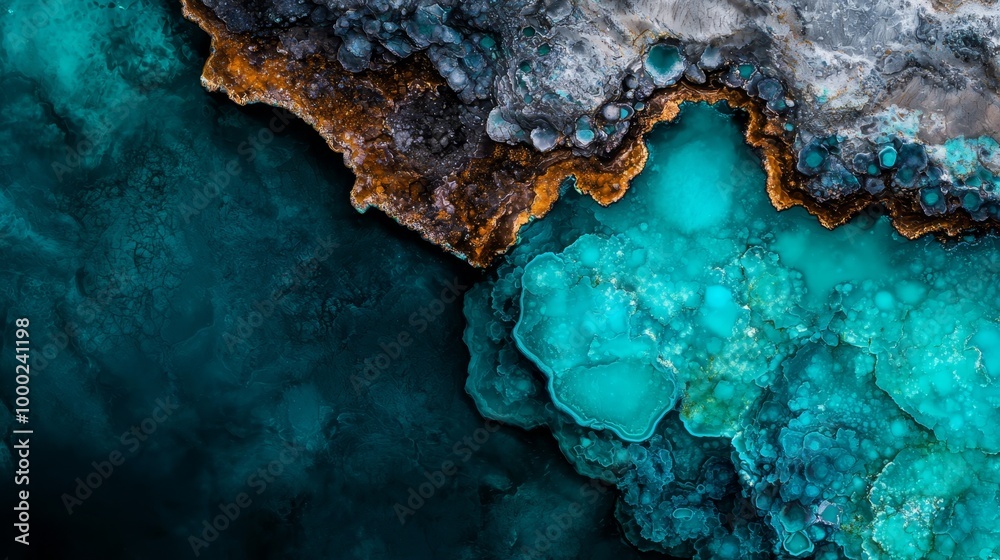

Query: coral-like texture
[[868, 447, 1000, 559], [1, 1, 652, 558], [186, 0, 1000, 265], [464, 102, 1000, 558], [176, 0, 1000, 555]]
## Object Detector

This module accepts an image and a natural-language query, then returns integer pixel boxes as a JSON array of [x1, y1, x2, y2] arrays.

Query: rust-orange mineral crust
[[182, 0, 993, 267]]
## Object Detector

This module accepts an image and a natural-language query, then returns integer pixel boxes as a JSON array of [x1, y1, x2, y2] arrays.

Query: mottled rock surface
[[465, 101, 1000, 559], [186, 0, 1000, 263]]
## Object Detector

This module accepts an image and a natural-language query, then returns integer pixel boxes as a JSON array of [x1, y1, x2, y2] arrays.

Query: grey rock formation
[[203, 0, 1000, 219]]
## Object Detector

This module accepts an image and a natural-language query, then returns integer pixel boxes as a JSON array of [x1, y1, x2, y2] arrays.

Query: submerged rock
[[464, 102, 1000, 559]]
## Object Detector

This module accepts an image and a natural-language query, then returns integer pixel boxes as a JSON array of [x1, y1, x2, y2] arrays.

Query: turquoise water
[[8, 0, 1000, 554], [466, 102, 1000, 558], [0, 1, 653, 558]]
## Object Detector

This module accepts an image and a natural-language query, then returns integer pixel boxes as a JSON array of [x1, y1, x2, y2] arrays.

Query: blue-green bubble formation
[[464, 102, 1000, 559]]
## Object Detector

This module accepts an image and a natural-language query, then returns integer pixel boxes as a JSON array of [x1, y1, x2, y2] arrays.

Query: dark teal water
[[10, 1, 1000, 559], [0, 1, 653, 558]]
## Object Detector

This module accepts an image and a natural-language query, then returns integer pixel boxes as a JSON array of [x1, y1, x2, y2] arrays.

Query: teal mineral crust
[[464, 102, 1000, 558]]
